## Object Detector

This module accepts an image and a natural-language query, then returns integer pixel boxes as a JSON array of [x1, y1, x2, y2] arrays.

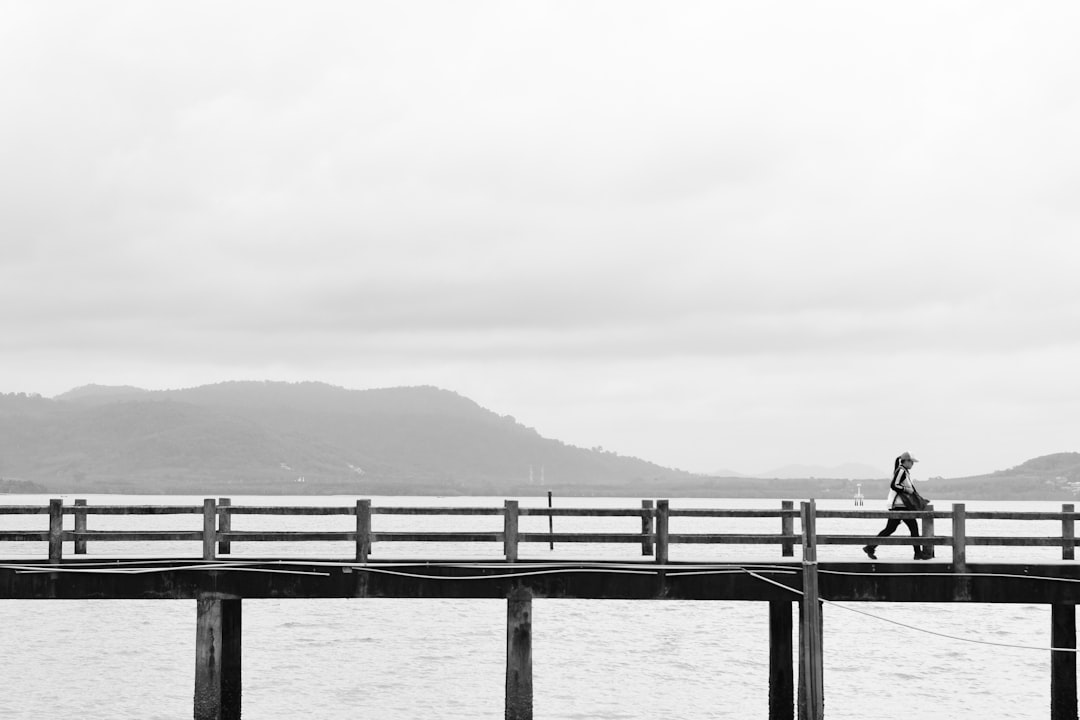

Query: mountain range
[[1, 381, 1077, 499], [0, 382, 690, 495]]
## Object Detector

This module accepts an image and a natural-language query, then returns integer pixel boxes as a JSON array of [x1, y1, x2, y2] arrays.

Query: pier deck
[[3, 498, 1080, 720], [2, 556, 1080, 604]]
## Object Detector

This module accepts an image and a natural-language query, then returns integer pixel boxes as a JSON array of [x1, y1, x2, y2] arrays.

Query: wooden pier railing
[[2, 498, 1079, 564], [4, 498, 1080, 720]]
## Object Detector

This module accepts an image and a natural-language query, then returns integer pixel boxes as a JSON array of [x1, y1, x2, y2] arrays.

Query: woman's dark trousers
[[866, 514, 925, 558]]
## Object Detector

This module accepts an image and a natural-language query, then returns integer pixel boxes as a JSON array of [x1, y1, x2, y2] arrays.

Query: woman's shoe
[[914, 551, 932, 560], [862, 546, 877, 560]]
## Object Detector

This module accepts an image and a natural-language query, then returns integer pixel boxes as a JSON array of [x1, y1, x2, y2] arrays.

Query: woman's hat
[[899, 451, 918, 462]]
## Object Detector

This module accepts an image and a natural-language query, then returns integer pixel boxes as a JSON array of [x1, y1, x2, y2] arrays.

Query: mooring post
[[641, 499, 654, 556], [48, 498, 63, 563], [951, 503, 967, 572], [203, 499, 217, 562], [781, 500, 794, 557], [217, 498, 231, 555], [1063, 504, 1075, 561], [505, 585, 533, 720], [798, 500, 824, 720], [74, 499, 87, 554], [356, 499, 371, 563], [1052, 603, 1078, 720], [504, 500, 519, 562], [923, 504, 935, 559], [194, 594, 242, 720], [769, 600, 795, 720]]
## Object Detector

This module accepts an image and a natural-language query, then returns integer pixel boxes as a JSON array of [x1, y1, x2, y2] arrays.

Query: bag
[[898, 489, 929, 511]]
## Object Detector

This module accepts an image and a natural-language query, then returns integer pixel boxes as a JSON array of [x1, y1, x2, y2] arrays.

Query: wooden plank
[[816, 509, 942, 519], [505, 586, 533, 720], [641, 500, 654, 556], [356, 499, 371, 562], [219, 532, 356, 542], [518, 508, 652, 517], [377, 507, 503, 516], [819, 535, 943, 546], [0, 506, 50, 514], [517, 533, 647, 544], [665, 507, 794, 518], [219, 506, 357, 516], [194, 595, 242, 720], [769, 601, 794, 720], [218, 499, 232, 555], [203, 499, 216, 562], [0, 532, 49, 541], [668, 534, 796, 544], [372, 532, 502, 543], [965, 537, 1080, 546], [79, 506, 203, 515], [798, 500, 823, 720], [48, 499, 63, 563], [504, 500, 519, 562], [966, 511, 1080, 520], [67, 531, 205, 542]]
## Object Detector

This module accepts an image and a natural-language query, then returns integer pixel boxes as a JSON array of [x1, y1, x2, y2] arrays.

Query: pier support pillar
[[798, 500, 824, 720], [194, 595, 242, 720], [769, 600, 794, 720], [505, 586, 533, 720], [1052, 603, 1077, 720]]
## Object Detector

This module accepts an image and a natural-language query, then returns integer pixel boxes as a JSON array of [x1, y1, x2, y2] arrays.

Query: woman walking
[[862, 451, 930, 560]]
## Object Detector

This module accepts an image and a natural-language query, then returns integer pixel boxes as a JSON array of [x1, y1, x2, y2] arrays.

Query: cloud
[[1, 2, 1079, 476]]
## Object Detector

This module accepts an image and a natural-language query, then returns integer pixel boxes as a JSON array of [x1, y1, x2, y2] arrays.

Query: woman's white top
[[886, 466, 916, 509]]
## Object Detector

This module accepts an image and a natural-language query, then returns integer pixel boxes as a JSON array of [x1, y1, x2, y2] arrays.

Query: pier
[[3, 498, 1080, 719]]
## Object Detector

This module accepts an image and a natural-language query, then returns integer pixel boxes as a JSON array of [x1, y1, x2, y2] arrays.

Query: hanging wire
[[744, 569, 1080, 654]]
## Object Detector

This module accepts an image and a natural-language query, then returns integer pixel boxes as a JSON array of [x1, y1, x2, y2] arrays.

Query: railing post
[[655, 499, 669, 566], [217, 498, 231, 555], [951, 503, 966, 572], [48, 498, 63, 563], [781, 500, 794, 557], [504, 500, 519, 562], [203, 499, 217, 562], [1064, 504, 1075, 562], [74, 499, 87, 555], [798, 500, 823, 720], [641, 500, 654, 556], [547, 491, 554, 551], [923, 504, 935, 559], [356, 499, 371, 562], [505, 585, 533, 720]]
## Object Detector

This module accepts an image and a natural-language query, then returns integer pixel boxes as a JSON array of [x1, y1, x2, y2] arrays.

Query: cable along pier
[[3, 498, 1080, 720]]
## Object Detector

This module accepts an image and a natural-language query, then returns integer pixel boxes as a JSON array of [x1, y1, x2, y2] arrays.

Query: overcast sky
[[2, 2, 1078, 478]]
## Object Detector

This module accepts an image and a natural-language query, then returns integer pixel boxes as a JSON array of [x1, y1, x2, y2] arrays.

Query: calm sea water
[[1, 494, 1076, 719]]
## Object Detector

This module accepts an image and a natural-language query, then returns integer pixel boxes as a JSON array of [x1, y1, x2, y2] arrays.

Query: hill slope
[[1, 382, 691, 494]]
